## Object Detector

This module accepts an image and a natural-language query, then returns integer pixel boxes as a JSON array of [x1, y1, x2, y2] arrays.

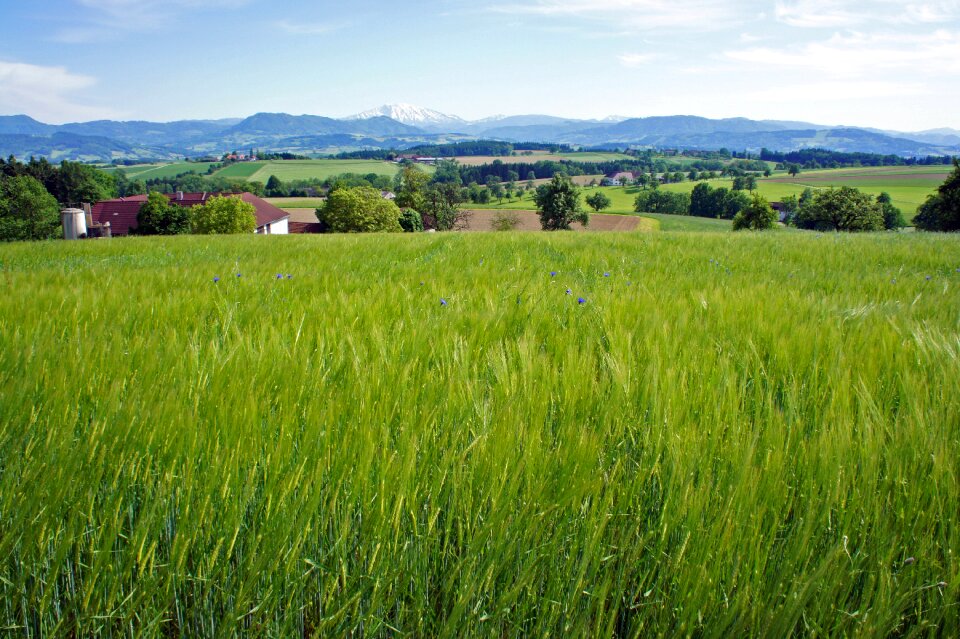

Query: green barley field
[[214, 160, 423, 183], [1, 231, 958, 637]]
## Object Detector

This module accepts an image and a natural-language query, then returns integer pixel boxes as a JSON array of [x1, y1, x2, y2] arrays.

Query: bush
[[796, 187, 883, 232], [491, 210, 521, 231], [535, 175, 588, 230], [136, 191, 189, 235], [399, 209, 424, 233]]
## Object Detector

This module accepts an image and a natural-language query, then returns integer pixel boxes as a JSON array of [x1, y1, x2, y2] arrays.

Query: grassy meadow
[[219, 160, 422, 183], [1, 230, 958, 637], [104, 162, 219, 180]]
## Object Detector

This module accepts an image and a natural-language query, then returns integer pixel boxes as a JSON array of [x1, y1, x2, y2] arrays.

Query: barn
[[90, 192, 290, 236]]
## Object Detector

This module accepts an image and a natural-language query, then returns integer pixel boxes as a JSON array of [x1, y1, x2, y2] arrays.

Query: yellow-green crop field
[[1, 231, 958, 636]]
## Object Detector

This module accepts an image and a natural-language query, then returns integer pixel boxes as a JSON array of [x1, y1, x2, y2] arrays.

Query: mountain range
[[1, 104, 958, 163]]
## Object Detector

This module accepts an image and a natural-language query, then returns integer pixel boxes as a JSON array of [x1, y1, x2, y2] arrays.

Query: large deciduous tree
[[794, 187, 884, 232], [190, 195, 257, 234], [914, 159, 960, 232], [535, 175, 588, 230], [318, 187, 403, 233], [136, 191, 189, 235], [0, 175, 61, 242], [732, 193, 778, 231]]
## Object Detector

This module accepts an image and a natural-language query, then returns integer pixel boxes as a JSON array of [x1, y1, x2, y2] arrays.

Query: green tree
[[432, 160, 462, 185], [136, 191, 189, 235], [318, 187, 403, 233], [634, 190, 691, 215], [52, 161, 116, 205], [395, 164, 431, 211], [534, 175, 588, 230], [190, 195, 258, 234], [422, 183, 466, 231], [585, 191, 612, 212], [914, 159, 960, 232], [732, 193, 778, 231], [800, 187, 884, 232], [876, 192, 906, 230], [788, 164, 801, 177], [398, 209, 424, 233], [265, 175, 286, 197], [0, 175, 61, 241]]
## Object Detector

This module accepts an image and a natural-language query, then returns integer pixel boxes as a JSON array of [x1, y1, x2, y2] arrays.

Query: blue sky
[[0, 0, 958, 130]]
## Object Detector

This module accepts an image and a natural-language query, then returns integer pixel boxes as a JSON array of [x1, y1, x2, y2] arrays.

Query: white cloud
[[486, 0, 737, 31], [0, 61, 120, 123], [618, 52, 658, 67], [773, 0, 960, 27], [725, 29, 960, 76]]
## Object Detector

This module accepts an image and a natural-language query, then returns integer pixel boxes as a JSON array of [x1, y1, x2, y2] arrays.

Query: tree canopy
[[794, 187, 884, 232], [914, 159, 960, 232], [190, 195, 257, 235], [534, 175, 588, 230], [318, 187, 403, 233], [585, 191, 612, 213], [732, 193, 778, 231], [0, 175, 61, 242], [136, 192, 190, 236]]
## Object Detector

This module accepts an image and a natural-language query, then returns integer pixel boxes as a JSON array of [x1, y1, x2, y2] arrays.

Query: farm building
[[90, 192, 290, 236], [602, 171, 635, 187]]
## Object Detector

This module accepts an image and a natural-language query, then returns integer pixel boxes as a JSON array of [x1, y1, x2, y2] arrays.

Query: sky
[[0, 0, 958, 130]]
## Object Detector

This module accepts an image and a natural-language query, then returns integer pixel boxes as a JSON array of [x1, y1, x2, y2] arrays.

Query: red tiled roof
[[90, 192, 289, 236]]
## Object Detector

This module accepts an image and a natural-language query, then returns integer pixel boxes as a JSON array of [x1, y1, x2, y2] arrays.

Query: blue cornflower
[[566, 289, 572, 295], [603, 272, 610, 277], [926, 275, 932, 281], [286, 274, 292, 279], [578, 297, 586, 304], [213, 276, 220, 283], [277, 273, 283, 279], [236, 273, 242, 278], [550, 271, 557, 277], [440, 298, 447, 306]]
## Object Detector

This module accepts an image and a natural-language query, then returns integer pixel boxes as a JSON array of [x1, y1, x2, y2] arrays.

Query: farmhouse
[[90, 192, 290, 236], [602, 171, 635, 186]]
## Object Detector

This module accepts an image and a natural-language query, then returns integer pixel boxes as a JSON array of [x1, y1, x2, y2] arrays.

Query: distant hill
[[0, 107, 956, 162]]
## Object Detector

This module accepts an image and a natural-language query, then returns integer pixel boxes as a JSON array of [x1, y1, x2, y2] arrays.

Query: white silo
[[62, 208, 88, 240]]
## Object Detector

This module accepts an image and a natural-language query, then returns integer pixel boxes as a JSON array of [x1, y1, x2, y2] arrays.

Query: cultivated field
[[214, 159, 421, 183], [1, 232, 958, 636], [104, 161, 219, 180]]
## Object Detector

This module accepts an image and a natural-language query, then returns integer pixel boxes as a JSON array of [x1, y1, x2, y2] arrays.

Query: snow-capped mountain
[[346, 103, 466, 129]]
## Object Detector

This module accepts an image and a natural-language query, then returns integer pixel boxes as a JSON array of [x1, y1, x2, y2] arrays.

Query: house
[[602, 171, 635, 187], [380, 190, 396, 200], [90, 192, 289, 236]]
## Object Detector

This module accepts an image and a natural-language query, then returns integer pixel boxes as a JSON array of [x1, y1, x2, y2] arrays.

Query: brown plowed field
[[458, 210, 652, 232]]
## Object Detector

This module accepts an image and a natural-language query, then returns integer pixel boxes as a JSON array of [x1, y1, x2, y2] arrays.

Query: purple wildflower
[[286, 274, 292, 279], [604, 272, 610, 277], [550, 271, 557, 277], [440, 298, 447, 306], [926, 275, 932, 281], [578, 297, 587, 305], [236, 273, 242, 278], [276, 274, 283, 279], [566, 289, 572, 295], [213, 277, 220, 283]]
